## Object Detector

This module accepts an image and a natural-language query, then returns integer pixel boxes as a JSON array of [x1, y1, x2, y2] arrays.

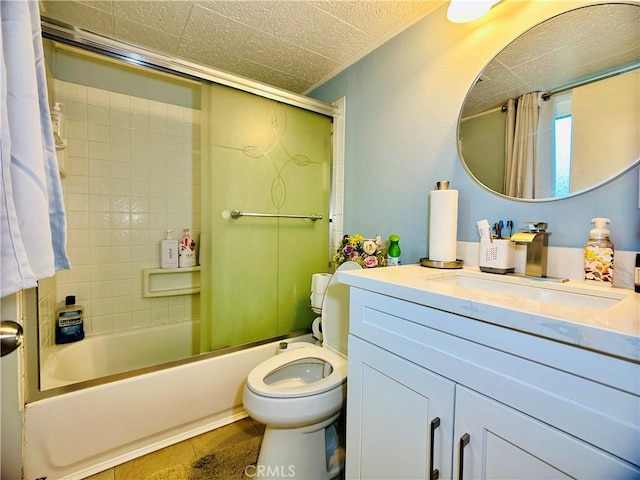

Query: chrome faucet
[[510, 222, 551, 278]]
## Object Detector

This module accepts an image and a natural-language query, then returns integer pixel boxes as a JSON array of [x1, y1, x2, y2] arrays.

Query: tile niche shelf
[[142, 266, 201, 298]]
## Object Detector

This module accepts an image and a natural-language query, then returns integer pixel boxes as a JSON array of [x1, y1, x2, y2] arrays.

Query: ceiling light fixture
[[447, 0, 502, 23]]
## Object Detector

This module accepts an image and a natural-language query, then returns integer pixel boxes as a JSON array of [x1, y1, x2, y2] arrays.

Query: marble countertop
[[338, 264, 640, 363]]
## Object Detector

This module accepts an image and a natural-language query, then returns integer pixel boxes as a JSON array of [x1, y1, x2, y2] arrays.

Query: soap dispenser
[[160, 230, 179, 269], [584, 217, 614, 286], [51, 102, 67, 149]]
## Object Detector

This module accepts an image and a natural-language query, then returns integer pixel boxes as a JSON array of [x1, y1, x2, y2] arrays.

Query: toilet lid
[[246, 345, 347, 398]]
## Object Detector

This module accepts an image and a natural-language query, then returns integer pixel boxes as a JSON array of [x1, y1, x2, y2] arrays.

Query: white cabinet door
[[454, 386, 640, 479], [346, 336, 455, 480]]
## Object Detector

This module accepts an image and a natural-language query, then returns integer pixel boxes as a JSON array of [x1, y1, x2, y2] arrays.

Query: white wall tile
[[88, 105, 109, 125], [66, 193, 88, 211], [66, 211, 89, 229], [45, 80, 202, 350], [88, 141, 110, 160], [109, 126, 130, 146], [67, 138, 88, 158], [67, 119, 87, 140], [109, 92, 129, 110], [66, 175, 88, 194], [129, 96, 148, 114], [88, 158, 110, 177], [109, 108, 130, 128], [87, 87, 109, 107], [148, 100, 166, 118], [67, 83, 87, 103], [130, 112, 149, 130], [66, 101, 87, 122], [110, 179, 131, 196], [88, 122, 109, 142], [130, 129, 149, 148]]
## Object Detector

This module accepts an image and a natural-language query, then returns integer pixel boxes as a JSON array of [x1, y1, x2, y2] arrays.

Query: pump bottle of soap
[[160, 230, 179, 269], [584, 217, 614, 286], [51, 102, 67, 148]]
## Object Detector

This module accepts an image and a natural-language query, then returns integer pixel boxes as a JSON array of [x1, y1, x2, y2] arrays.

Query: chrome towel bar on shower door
[[230, 210, 323, 221]]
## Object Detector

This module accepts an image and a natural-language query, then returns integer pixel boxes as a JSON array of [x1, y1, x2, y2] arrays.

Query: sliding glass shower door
[[201, 83, 331, 351]]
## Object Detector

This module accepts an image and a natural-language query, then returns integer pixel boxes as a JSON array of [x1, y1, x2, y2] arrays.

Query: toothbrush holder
[[479, 238, 515, 274]]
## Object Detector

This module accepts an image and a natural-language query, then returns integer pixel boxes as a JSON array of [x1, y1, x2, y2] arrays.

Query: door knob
[[1, 321, 23, 357]]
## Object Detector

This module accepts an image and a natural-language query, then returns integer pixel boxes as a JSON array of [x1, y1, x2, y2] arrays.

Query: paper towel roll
[[429, 189, 458, 262], [310, 273, 333, 310]]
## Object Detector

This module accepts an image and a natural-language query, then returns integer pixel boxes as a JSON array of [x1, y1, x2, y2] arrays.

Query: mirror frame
[[456, 2, 640, 203]]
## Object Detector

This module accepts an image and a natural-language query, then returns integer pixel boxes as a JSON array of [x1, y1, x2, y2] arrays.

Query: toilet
[[242, 261, 362, 480]]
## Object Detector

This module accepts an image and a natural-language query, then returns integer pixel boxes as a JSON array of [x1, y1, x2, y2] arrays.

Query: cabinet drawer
[[348, 287, 640, 466]]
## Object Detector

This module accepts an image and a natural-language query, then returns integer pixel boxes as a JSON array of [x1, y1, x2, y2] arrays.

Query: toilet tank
[[321, 262, 361, 355]]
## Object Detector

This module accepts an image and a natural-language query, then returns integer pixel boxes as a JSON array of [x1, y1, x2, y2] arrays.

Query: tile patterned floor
[[83, 418, 264, 480]]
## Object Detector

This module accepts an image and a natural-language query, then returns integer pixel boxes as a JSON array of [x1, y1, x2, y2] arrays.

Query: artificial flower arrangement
[[333, 234, 387, 268]]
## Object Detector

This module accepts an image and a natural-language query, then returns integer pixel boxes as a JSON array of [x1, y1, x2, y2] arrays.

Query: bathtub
[[40, 320, 198, 390], [25, 333, 313, 480]]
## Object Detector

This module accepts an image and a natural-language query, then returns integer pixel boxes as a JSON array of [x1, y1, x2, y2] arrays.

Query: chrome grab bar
[[230, 210, 322, 221]]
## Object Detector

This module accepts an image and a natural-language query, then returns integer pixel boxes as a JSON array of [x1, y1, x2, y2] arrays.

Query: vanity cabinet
[[345, 288, 640, 479]]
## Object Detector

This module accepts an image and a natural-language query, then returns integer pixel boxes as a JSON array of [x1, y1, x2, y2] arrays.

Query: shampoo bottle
[[584, 217, 614, 286], [160, 230, 179, 269], [179, 228, 196, 268]]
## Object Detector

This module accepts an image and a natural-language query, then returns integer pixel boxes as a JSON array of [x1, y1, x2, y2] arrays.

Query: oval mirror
[[458, 3, 639, 201]]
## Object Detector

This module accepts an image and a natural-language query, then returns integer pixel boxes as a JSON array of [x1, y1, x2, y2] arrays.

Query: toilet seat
[[246, 345, 346, 399]]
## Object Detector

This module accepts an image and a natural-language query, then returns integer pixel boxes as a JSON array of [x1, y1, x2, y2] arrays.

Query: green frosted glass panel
[[202, 83, 331, 350]]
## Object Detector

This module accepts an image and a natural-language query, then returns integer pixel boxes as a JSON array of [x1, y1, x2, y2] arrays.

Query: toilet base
[[255, 412, 342, 480]]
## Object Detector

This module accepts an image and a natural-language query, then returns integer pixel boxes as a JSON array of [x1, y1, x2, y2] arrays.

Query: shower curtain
[[505, 92, 542, 199], [0, 0, 69, 298], [200, 82, 331, 351]]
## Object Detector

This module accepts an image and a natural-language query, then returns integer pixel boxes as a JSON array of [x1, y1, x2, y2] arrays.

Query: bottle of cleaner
[[179, 228, 196, 268], [160, 230, 179, 269], [387, 234, 401, 267], [584, 218, 614, 286], [55, 296, 84, 344]]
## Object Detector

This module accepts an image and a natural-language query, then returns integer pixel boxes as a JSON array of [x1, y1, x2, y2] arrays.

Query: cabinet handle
[[457, 433, 470, 480], [428, 417, 440, 480]]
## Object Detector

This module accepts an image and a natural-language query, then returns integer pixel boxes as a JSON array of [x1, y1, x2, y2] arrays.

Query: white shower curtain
[[0, 0, 70, 298], [505, 92, 542, 199]]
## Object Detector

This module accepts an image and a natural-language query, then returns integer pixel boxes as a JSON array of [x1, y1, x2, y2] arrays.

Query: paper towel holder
[[423, 179, 464, 269], [420, 257, 464, 269]]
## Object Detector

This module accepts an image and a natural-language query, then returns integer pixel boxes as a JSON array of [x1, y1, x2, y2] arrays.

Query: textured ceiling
[[462, 3, 640, 117], [40, 0, 443, 94]]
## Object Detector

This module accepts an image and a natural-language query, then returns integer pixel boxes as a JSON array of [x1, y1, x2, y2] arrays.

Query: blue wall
[[310, 1, 639, 264]]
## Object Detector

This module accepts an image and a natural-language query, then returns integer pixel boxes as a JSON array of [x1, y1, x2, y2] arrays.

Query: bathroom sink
[[424, 271, 626, 311]]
